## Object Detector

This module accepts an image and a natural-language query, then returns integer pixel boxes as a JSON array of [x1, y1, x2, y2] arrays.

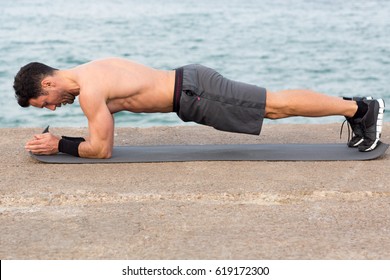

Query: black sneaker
[[342, 96, 372, 147], [358, 98, 385, 152]]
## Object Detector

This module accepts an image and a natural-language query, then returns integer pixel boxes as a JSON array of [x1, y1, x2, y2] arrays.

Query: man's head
[[14, 62, 58, 107], [14, 62, 75, 110]]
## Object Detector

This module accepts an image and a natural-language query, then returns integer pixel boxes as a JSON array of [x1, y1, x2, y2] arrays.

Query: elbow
[[101, 152, 112, 159], [84, 146, 112, 159], [102, 146, 113, 159], [80, 142, 112, 159], [98, 148, 112, 159]]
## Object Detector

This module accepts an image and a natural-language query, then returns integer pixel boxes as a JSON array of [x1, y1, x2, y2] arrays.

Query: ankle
[[352, 101, 368, 119]]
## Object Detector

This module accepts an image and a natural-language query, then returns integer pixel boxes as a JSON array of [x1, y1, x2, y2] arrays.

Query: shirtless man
[[14, 57, 384, 158]]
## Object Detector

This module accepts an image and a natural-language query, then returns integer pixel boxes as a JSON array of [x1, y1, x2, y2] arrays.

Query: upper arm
[[79, 91, 114, 158]]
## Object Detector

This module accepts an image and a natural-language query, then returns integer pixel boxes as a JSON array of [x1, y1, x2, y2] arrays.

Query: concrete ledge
[[1, 123, 389, 259]]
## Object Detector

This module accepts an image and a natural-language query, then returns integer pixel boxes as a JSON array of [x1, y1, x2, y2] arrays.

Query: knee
[[265, 91, 289, 119]]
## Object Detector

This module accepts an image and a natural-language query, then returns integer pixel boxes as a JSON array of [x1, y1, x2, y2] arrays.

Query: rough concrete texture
[[0, 123, 389, 259]]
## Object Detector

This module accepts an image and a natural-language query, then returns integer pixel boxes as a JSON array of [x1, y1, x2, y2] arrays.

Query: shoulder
[[78, 89, 108, 121]]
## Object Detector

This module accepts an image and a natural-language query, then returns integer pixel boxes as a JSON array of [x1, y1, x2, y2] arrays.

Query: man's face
[[29, 90, 75, 111]]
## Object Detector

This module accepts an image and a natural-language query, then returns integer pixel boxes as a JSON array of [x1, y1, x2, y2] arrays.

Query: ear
[[41, 77, 54, 89]]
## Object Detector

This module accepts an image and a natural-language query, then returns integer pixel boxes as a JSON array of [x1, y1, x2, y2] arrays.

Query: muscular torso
[[73, 58, 176, 114]]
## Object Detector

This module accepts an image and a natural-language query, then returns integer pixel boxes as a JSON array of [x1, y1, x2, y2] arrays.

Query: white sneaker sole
[[361, 98, 385, 152]]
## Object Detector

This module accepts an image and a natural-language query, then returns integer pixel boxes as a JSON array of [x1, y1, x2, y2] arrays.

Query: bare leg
[[265, 89, 358, 119]]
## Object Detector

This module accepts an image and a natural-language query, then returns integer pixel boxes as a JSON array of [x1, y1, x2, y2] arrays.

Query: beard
[[62, 92, 76, 105]]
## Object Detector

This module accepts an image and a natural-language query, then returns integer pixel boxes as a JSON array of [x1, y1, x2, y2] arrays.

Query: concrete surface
[[0, 123, 389, 259]]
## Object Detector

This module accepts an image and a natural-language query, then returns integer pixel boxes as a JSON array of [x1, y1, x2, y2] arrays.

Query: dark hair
[[13, 62, 58, 107]]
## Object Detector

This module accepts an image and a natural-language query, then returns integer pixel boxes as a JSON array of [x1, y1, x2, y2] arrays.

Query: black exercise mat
[[30, 142, 389, 164]]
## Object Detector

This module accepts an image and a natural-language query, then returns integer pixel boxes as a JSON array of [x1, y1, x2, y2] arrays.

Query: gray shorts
[[173, 64, 266, 135]]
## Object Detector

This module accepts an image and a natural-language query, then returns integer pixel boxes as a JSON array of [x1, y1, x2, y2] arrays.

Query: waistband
[[173, 67, 184, 113]]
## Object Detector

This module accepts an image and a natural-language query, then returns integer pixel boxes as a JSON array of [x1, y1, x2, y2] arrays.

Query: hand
[[25, 133, 61, 155]]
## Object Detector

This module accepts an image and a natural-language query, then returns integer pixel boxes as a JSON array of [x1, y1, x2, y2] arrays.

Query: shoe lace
[[340, 119, 352, 142]]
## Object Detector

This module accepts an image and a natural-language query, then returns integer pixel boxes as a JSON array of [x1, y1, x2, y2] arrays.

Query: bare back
[[73, 58, 176, 113]]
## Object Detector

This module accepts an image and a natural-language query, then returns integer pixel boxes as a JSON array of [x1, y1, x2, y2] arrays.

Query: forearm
[[78, 140, 113, 159], [40, 134, 112, 159], [58, 136, 85, 157]]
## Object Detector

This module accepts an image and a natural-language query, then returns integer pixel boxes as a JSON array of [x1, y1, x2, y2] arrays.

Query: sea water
[[1, 0, 389, 128]]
